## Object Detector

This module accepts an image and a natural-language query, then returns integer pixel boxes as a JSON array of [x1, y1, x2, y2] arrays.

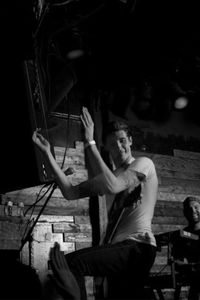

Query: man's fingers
[[50, 242, 67, 272], [82, 107, 89, 124], [49, 246, 57, 273], [55, 245, 68, 270], [82, 107, 93, 125], [80, 114, 86, 128], [54, 244, 64, 268], [60, 251, 69, 269], [50, 243, 60, 272]]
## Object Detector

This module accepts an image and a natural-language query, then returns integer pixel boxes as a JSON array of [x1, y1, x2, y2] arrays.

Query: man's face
[[185, 200, 200, 225], [105, 130, 133, 166]]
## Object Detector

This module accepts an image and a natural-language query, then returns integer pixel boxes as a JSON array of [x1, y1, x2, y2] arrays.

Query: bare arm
[[32, 130, 86, 200], [32, 129, 143, 200], [81, 107, 145, 192], [80, 106, 115, 176]]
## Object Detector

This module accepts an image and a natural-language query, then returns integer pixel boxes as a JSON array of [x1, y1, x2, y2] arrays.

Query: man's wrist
[[84, 140, 96, 149]]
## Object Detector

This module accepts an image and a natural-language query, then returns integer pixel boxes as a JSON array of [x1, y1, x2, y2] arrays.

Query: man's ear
[[129, 136, 133, 146]]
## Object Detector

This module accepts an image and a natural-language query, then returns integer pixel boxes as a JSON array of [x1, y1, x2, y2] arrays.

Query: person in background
[[172, 196, 200, 300], [32, 106, 158, 300]]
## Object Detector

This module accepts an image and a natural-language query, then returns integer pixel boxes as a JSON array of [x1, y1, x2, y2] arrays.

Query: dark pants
[[188, 271, 200, 300], [65, 240, 156, 300]]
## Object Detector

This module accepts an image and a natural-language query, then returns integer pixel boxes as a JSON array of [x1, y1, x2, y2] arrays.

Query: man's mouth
[[192, 214, 199, 219]]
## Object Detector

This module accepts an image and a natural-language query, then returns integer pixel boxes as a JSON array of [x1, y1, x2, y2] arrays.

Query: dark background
[[0, 0, 200, 193]]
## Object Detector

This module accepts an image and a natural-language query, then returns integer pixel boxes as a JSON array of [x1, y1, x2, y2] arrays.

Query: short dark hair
[[183, 196, 200, 217], [103, 120, 132, 143]]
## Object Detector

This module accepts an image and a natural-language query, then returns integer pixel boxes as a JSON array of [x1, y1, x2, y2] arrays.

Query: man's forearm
[[44, 150, 79, 200], [85, 143, 114, 177]]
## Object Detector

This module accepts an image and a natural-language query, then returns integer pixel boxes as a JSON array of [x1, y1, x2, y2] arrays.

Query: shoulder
[[132, 156, 156, 170], [130, 156, 157, 177], [134, 156, 155, 166]]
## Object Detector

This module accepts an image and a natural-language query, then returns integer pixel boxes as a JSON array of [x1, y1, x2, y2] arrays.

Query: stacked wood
[[0, 141, 94, 300]]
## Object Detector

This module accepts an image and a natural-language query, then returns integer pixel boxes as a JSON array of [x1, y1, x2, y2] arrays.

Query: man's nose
[[116, 141, 122, 150], [191, 207, 197, 213]]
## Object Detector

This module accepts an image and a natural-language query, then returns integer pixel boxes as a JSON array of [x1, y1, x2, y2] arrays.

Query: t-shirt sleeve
[[131, 157, 157, 179]]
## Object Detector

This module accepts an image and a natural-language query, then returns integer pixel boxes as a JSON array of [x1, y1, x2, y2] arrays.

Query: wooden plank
[[153, 249, 168, 265], [154, 200, 185, 217], [150, 264, 171, 275], [54, 146, 84, 155], [75, 141, 84, 150], [25, 206, 89, 216], [0, 204, 24, 217], [76, 242, 92, 250], [98, 195, 108, 239], [159, 177, 200, 194], [157, 191, 200, 202], [0, 217, 31, 250], [152, 224, 184, 234], [152, 216, 187, 226], [2, 192, 89, 206], [32, 215, 74, 223], [157, 168, 200, 181], [1, 187, 57, 202], [54, 147, 85, 166], [134, 151, 200, 174], [75, 216, 90, 224], [0, 239, 21, 250], [53, 223, 92, 233], [173, 149, 200, 160], [64, 232, 92, 243]]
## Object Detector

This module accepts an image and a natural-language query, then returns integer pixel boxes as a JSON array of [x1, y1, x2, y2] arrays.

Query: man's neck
[[187, 222, 200, 232], [194, 222, 200, 231], [114, 156, 134, 169]]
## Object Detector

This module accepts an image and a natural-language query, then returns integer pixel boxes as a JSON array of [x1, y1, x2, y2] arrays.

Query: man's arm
[[32, 130, 82, 200], [32, 129, 143, 200], [81, 106, 113, 176], [80, 106, 145, 194]]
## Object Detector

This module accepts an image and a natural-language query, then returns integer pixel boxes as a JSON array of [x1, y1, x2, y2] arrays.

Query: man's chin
[[119, 156, 128, 164], [192, 217, 200, 223]]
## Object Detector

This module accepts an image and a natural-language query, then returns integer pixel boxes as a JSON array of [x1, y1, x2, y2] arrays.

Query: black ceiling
[[0, 0, 200, 193], [1, 0, 200, 113], [2, 0, 200, 82], [37, 0, 200, 88]]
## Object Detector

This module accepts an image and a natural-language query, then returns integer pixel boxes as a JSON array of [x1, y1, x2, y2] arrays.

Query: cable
[[20, 183, 57, 252], [21, 183, 54, 243], [151, 264, 169, 277], [61, 96, 71, 170], [24, 183, 53, 216]]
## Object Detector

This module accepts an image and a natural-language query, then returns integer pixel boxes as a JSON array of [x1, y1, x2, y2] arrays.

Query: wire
[[21, 183, 54, 243], [24, 183, 53, 216], [151, 264, 169, 277], [61, 96, 71, 170], [20, 183, 57, 251]]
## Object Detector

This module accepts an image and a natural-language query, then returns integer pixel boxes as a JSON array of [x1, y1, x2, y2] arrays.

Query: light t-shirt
[[111, 156, 158, 247]]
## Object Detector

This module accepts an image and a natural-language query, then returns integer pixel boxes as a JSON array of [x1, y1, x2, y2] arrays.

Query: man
[[32, 107, 158, 300], [172, 196, 200, 300]]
